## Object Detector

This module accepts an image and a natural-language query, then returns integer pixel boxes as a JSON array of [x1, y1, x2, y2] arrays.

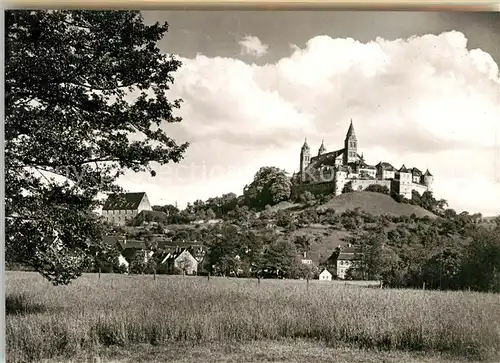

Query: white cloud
[[121, 31, 500, 216], [238, 35, 269, 58]]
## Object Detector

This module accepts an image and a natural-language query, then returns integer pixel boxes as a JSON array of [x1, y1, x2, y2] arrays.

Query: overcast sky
[[121, 11, 500, 216]]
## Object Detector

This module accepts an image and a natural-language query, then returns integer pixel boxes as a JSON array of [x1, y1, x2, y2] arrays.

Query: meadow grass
[[6, 271, 500, 362]]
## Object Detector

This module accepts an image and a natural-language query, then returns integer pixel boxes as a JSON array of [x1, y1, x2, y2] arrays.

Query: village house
[[301, 251, 313, 265], [103, 235, 155, 264], [319, 268, 332, 281], [336, 245, 359, 279], [101, 192, 152, 226], [160, 247, 198, 275]]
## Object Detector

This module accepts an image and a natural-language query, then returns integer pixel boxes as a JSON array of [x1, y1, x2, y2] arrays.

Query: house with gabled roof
[[102, 192, 152, 226], [319, 268, 332, 281], [336, 245, 360, 280], [159, 247, 198, 275]]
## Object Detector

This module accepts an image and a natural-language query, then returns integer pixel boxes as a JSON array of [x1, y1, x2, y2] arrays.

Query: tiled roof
[[103, 192, 146, 211], [337, 245, 360, 260], [121, 239, 146, 250], [376, 162, 396, 171], [359, 162, 376, 170], [346, 119, 356, 139], [398, 164, 409, 173], [302, 138, 310, 150], [310, 148, 344, 164], [161, 248, 196, 263], [337, 252, 358, 260], [410, 167, 422, 176], [318, 140, 326, 153]]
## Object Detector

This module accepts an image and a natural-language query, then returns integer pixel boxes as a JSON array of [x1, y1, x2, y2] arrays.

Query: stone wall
[[292, 178, 429, 200], [291, 181, 335, 198], [350, 179, 391, 192], [412, 183, 429, 196]]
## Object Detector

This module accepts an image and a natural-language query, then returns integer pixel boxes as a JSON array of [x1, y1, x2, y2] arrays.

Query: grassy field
[[6, 272, 500, 363]]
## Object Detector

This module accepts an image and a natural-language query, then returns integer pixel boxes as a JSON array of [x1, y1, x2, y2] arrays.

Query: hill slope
[[318, 191, 436, 218]]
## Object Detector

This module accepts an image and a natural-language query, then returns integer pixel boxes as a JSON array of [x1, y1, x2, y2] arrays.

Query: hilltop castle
[[292, 120, 433, 199]]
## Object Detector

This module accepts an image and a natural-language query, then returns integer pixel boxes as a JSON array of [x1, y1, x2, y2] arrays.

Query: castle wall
[[291, 181, 335, 198], [412, 183, 429, 196], [398, 172, 413, 199], [350, 179, 391, 192]]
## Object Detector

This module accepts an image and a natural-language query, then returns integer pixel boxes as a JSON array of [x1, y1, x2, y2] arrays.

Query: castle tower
[[318, 140, 326, 156], [423, 169, 434, 189], [343, 119, 358, 165], [300, 138, 311, 182]]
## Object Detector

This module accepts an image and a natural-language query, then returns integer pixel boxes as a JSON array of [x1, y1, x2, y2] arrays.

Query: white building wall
[[412, 183, 429, 196], [174, 250, 199, 275], [334, 171, 348, 195], [337, 260, 354, 279], [138, 194, 152, 213], [319, 270, 332, 281], [398, 172, 413, 199]]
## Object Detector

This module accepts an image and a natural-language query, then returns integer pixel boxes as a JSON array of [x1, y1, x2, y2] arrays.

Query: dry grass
[[6, 272, 500, 363], [319, 191, 436, 218]]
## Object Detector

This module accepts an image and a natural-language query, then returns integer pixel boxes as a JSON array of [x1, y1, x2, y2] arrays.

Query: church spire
[[318, 139, 326, 155], [302, 137, 310, 150]]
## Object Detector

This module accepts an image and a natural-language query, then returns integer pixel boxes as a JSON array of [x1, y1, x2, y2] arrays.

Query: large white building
[[336, 245, 359, 280], [101, 192, 152, 226], [293, 120, 434, 200]]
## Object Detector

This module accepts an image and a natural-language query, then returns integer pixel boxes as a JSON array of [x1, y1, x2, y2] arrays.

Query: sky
[[120, 11, 500, 216]]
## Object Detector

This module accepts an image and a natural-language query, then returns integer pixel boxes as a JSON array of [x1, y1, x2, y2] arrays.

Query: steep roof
[[318, 140, 327, 153], [337, 252, 359, 261], [376, 162, 396, 171], [309, 148, 345, 168], [346, 119, 356, 139], [301, 138, 310, 150], [337, 245, 360, 260], [320, 268, 332, 276], [410, 167, 422, 176], [161, 248, 196, 264], [103, 192, 146, 211], [398, 164, 409, 173], [359, 160, 376, 170], [424, 169, 433, 177]]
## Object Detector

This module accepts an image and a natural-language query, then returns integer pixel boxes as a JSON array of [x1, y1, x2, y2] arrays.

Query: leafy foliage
[[243, 167, 292, 209], [365, 184, 389, 194], [342, 181, 354, 194], [5, 10, 188, 284]]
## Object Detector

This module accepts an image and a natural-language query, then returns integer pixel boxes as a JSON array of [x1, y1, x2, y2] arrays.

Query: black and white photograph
[[4, 9, 500, 363]]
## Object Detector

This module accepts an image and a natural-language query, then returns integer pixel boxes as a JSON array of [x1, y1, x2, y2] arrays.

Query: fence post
[[153, 269, 156, 281], [307, 276, 310, 293], [98, 267, 101, 280], [208, 272, 210, 281], [423, 282, 425, 291]]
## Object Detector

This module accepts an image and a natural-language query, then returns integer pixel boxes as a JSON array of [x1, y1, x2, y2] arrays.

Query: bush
[[365, 184, 390, 194], [342, 181, 353, 194]]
